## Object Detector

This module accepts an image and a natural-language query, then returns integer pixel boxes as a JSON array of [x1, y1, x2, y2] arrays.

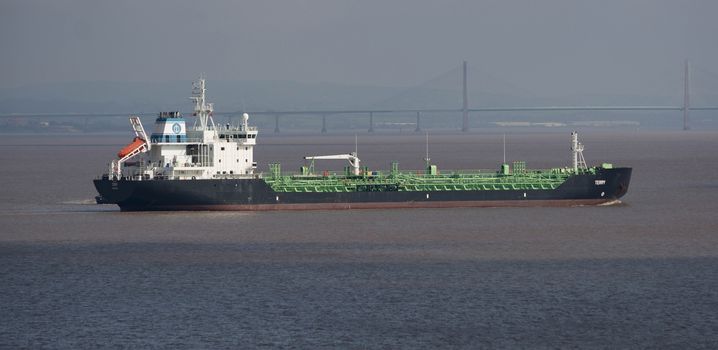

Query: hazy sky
[[2, 0, 717, 97]]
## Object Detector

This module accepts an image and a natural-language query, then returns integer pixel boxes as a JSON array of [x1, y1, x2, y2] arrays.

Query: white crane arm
[[303, 153, 362, 176], [304, 154, 355, 160]]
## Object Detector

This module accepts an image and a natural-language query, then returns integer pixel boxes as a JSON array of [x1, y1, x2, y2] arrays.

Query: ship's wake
[[61, 198, 98, 205]]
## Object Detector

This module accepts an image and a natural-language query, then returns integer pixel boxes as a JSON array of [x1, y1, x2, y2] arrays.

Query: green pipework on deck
[[263, 161, 587, 193]]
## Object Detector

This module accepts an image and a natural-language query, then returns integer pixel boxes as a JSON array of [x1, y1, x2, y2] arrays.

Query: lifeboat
[[117, 137, 147, 158]]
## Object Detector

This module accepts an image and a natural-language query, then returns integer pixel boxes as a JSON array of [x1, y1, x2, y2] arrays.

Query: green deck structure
[[265, 161, 597, 193]]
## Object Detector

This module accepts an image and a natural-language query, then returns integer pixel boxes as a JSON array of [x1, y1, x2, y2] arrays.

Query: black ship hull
[[94, 168, 631, 211]]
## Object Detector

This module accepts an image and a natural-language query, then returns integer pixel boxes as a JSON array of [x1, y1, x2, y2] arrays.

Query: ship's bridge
[[150, 111, 187, 143], [216, 112, 258, 146], [218, 125, 258, 144]]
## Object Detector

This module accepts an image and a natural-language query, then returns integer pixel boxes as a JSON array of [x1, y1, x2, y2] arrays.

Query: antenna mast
[[190, 76, 215, 131], [503, 133, 506, 164], [424, 132, 430, 170], [571, 131, 587, 172]]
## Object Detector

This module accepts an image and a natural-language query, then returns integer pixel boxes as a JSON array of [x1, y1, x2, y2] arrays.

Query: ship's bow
[[610, 167, 632, 200]]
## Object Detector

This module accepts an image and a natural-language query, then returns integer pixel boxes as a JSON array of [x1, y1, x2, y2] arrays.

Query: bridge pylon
[[461, 61, 470, 132], [415, 112, 421, 132], [683, 59, 691, 131]]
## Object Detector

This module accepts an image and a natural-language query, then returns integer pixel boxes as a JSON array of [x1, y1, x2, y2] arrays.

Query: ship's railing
[[272, 168, 569, 179], [215, 125, 258, 131], [151, 137, 206, 144], [98, 170, 265, 181], [263, 168, 572, 192], [151, 136, 258, 144]]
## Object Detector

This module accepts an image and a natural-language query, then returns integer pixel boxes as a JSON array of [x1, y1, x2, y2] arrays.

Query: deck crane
[[304, 152, 361, 176]]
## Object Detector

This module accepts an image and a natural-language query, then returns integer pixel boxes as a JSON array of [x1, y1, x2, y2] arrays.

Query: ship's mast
[[571, 131, 587, 172], [190, 76, 215, 130], [424, 132, 430, 171]]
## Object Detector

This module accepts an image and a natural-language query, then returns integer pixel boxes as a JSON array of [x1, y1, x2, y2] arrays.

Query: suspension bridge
[[2, 61, 717, 132]]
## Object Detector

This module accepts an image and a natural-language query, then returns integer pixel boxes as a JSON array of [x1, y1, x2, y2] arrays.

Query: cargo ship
[[93, 78, 631, 211]]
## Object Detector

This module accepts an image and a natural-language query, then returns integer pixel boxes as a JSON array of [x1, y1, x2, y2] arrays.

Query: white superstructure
[[110, 77, 258, 180]]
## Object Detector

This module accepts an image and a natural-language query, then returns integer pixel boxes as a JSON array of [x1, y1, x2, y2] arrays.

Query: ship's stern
[[93, 177, 133, 205]]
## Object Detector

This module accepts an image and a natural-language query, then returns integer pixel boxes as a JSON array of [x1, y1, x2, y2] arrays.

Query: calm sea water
[[1, 129, 718, 349]]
